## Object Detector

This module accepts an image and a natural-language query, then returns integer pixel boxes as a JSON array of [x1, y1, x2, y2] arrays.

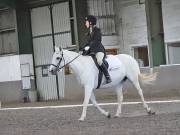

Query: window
[[106, 48, 117, 55], [87, 0, 116, 35], [167, 43, 180, 64], [42, 66, 49, 77], [133, 46, 149, 67]]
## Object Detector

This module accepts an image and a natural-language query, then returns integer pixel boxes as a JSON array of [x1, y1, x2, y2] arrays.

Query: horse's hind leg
[[132, 80, 155, 115], [90, 92, 111, 118], [114, 84, 123, 118]]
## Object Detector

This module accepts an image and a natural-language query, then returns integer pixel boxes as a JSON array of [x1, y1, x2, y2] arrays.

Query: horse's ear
[[55, 46, 60, 52]]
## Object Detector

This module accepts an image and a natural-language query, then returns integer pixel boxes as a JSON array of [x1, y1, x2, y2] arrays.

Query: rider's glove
[[84, 46, 90, 51], [82, 46, 90, 56]]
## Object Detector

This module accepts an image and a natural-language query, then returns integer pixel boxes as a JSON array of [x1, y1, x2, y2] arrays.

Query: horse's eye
[[56, 57, 60, 60]]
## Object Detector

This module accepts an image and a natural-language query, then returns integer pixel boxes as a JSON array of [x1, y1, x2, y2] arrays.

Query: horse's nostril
[[49, 69, 57, 75], [49, 69, 54, 73], [49, 67, 53, 72]]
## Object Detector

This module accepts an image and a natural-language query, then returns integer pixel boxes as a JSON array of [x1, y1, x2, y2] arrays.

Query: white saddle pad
[[106, 55, 122, 71]]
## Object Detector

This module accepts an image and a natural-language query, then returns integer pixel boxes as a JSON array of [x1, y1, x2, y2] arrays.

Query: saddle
[[82, 49, 110, 88]]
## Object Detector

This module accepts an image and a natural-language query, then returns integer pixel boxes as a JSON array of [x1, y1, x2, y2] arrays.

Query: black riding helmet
[[85, 15, 97, 25]]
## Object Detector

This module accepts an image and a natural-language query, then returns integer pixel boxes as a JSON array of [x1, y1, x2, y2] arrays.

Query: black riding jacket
[[86, 26, 106, 54]]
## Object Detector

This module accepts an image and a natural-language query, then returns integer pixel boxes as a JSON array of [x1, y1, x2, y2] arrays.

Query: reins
[[51, 51, 81, 71]]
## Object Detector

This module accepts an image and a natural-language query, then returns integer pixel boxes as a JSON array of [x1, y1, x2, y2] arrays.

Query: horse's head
[[49, 46, 64, 75]]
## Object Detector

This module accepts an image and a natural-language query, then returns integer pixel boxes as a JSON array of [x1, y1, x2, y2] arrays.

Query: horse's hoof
[[78, 118, 85, 121], [107, 113, 111, 119], [114, 115, 120, 118], [148, 110, 156, 115]]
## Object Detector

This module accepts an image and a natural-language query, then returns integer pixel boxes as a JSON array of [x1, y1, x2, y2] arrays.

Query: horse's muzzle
[[49, 68, 57, 75]]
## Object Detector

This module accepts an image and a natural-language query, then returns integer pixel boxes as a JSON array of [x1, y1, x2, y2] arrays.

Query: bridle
[[50, 50, 81, 71]]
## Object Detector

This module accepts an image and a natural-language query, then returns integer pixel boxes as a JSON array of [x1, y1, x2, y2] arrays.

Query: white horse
[[49, 46, 156, 121]]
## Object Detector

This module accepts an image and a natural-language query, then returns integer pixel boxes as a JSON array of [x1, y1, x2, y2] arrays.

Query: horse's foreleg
[[90, 92, 111, 118], [114, 84, 123, 118], [79, 85, 92, 121]]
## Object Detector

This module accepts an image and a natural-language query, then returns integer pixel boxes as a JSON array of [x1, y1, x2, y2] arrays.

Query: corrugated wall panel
[[36, 67, 58, 100], [88, 0, 94, 15], [168, 45, 180, 64], [109, 0, 114, 15], [0, 9, 15, 29], [97, 0, 102, 16], [53, 1, 67, 98], [87, 0, 115, 16], [33, 36, 58, 100], [106, 0, 111, 15], [87, 0, 116, 35], [53, 2, 68, 98], [162, 0, 180, 42], [53, 2, 71, 33], [0, 9, 18, 55], [2, 32, 17, 54], [121, 4, 148, 46], [57, 69, 65, 98], [33, 36, 53, 66], [55, 33, 72, 48], [31, 5, 58, 101], [31, 6, 51, 37], [31, 2, 70, 100], [0, 34, 2, 54], [53, 2, 71, 48]]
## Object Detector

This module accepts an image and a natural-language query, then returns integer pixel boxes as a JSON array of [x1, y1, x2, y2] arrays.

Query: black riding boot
[[100, 63, 112, 84]]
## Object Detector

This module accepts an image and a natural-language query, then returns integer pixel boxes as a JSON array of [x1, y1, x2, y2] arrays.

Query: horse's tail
[[138, 72, 158, 85]]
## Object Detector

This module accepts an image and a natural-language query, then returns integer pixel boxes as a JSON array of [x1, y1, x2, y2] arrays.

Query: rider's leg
[[96, 52, 112, 83], [96, 52, 104, 65]]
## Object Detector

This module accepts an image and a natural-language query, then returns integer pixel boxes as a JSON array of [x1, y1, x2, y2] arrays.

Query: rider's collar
[[90, 25, 96, 33], [90, 26, 93, 33]]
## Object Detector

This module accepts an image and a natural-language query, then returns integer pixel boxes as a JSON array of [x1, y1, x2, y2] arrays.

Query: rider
[[83, 15, 112, 84]]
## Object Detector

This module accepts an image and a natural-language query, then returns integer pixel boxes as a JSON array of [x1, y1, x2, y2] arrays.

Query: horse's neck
[[63, 50, 79, 62], [63, 50, 83, 76]]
